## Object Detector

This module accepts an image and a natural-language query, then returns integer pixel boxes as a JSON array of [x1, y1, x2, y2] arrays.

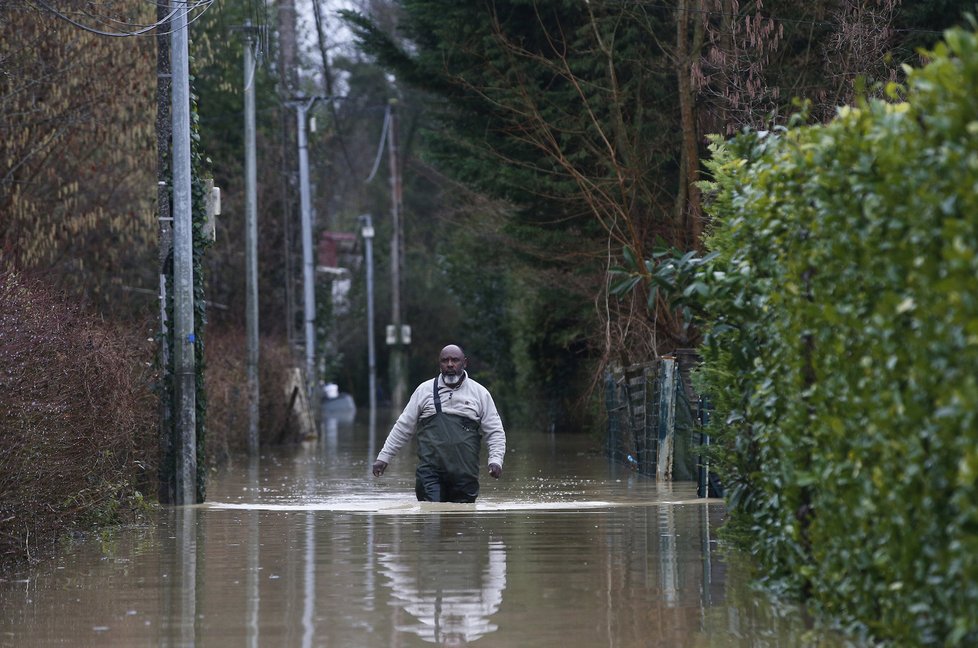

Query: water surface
[[0, 411, 852, 647]]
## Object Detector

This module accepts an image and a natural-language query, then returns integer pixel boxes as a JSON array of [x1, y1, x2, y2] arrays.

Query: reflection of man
[[372, 344, 506, 503], [379, 517, 507, 645]]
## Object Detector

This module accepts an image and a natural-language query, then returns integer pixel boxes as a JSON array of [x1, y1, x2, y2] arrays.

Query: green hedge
[[697, 27, 978, 646]]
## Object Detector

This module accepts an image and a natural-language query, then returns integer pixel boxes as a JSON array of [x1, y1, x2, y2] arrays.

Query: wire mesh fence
[[605, 352, 721, 496]]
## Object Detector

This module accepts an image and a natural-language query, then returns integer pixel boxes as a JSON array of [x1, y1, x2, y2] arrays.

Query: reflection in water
[[658, 503, 679, 607], [302, 428, 319, 648], [378, 516, 506, 645], [302, 511, 315, 648], [160, 506, 199, 646], [0, 415, 855, 647], [247, 458, 260, 648], [700, 496, 715, 609]]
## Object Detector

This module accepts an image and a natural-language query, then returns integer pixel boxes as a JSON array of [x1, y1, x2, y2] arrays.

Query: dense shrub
[[697, 27, 978, 646], [0, 271, 157, 569], [0, 273, 304, 569], [205, 329, 305, 463]]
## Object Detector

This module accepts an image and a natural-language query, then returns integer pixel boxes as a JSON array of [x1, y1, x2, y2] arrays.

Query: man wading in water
[[372, 344, 506, 503]]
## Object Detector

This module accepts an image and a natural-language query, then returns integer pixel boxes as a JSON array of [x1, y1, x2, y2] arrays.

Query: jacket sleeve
[[480, 391, 506, 466], [376, 385, 424, 463]]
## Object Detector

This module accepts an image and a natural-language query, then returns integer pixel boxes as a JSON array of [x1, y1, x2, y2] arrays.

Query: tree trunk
[[676, 0, 703, 251]]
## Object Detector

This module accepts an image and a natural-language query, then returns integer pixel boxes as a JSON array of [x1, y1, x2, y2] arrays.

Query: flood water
[[0, 410, 854, 647]]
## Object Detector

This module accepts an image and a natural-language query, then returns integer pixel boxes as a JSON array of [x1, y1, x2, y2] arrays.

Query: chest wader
[[415, 378, 482, 503]]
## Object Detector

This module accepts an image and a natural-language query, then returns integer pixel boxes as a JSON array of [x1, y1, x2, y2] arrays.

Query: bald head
[[439, 344, 467, 387], [440, 344, 464, 358]]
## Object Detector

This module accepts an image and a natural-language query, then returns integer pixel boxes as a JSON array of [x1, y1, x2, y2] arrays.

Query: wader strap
[[432, 377, 442, 413]]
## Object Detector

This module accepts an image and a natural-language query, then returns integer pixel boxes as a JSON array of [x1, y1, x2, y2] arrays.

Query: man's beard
[[443, 372, 462, 386]]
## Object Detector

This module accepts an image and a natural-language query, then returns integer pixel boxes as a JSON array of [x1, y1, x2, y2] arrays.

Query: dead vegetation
[[0, 270, 304, 570], [0, 270, 157, 569]]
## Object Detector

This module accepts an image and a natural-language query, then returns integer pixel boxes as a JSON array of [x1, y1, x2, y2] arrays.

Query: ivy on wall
[[159, 73, 213, 505]]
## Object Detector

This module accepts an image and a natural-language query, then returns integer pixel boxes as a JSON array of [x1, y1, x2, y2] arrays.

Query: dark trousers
[[414, 412, 482, 503], [415, 467, 479, 503]]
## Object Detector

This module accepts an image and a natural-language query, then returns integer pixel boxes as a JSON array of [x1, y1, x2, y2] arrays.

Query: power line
[[364, 103, 390, 184], [32, 0, 216, 38]]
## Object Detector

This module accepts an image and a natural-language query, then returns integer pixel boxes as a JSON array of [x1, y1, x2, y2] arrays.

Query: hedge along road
[[0, 411, 853, 647]]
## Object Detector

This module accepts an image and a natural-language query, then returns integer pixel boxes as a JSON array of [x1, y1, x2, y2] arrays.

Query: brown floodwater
[[0, 410, 856, 647]]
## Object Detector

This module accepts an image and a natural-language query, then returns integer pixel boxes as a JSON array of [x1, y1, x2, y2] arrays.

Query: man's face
[[439, 347, 467, 385]]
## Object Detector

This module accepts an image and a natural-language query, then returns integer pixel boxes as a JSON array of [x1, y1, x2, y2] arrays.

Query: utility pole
[[359, 214, 377, 414], [171, 0, 197, 505], [387, 98, 409, 411], [156, 0, 174, 505], [289, 96, 324, 399], [277, 0, 298, 357], [242, 21, 260, 455]]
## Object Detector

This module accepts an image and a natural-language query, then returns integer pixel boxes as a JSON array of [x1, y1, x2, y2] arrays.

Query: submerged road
[[0, 409, 851, 646]]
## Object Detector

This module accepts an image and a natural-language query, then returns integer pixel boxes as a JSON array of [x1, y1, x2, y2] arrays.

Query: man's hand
[[488, 463, 502, 479], [372, 460, 388, 477]]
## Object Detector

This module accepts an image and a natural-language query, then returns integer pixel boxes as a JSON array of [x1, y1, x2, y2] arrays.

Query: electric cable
[[31, 0, 215, 38], [364, 103, 390, 184]]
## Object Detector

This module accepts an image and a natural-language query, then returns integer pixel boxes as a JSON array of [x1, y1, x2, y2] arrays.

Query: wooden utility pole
[[278, 0, 299, 356], [387, 99, 408, 411]]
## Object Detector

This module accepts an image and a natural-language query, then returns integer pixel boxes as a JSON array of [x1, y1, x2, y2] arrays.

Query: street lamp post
[[359, 214, 377, 415], [288, 95, 327, 400], [242, 21, 260, 455]]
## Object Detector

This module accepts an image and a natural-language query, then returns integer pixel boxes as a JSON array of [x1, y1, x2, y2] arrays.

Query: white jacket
[[376, 372, 506, 466]]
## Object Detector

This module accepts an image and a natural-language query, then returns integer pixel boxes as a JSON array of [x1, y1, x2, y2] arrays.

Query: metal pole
[[360, 215, 377, 414], [171, 0, 197, 505], [155, 0, 174, 505], [243, 23, 260, 455], [387, 98, 407, 411], [295, 98, 317, 398]]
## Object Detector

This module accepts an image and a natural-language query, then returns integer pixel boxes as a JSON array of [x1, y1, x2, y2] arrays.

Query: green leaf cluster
[[697, 27, 978, 645], [609, 242, 719, 343]]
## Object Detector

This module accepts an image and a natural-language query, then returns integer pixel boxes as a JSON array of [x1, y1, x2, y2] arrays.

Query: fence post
[[656, 357, 678, 482], [604, 370, 619, 462], [623, 364, 645, 472], [642, 364, 658, 475], [696, 396, 721, 497]]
